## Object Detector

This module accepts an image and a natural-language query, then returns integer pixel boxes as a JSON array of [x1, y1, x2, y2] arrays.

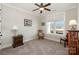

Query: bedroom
[[0, 3, 79, 55]]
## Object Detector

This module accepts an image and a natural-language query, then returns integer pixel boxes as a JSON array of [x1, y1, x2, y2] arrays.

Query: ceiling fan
[[33, 3, 51, 13]]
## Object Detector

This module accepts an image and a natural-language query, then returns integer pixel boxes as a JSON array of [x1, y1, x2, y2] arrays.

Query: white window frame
[[46, 12, 65, 36]]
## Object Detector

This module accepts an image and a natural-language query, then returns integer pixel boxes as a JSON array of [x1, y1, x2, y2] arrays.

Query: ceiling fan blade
[[33, 8, 39, 11], [44, 8, 51, 11], [40, 10, 42, 13], [35, 3, 41, 7], [44, 3, 51, 7]]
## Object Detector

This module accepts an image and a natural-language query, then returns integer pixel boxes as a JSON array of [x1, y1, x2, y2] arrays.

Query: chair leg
[[64, 41, 66, 47]]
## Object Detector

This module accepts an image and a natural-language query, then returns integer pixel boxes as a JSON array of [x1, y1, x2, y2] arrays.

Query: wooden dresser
[[77, 40, 79, 54], [12, 35, 24, 48], [67, 30, 79, 55]]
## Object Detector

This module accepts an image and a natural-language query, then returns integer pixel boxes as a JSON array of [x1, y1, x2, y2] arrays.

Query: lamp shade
[[69, 20, 77, 26], [12, 25, 18, 31]]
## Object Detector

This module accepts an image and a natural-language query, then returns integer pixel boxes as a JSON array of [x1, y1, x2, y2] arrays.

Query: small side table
[[12, 35, 24, 48]]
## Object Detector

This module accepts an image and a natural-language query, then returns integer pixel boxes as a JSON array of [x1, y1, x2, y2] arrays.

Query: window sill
[[46, 33, 65, 37]]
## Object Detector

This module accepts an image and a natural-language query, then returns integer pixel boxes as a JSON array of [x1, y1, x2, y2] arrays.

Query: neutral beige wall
[[77, 4, 79, 29], [0, 4, 39, 49], [65, 7, 77, 30], [0, 4, 2, 32], [0, 4, 1, 49]]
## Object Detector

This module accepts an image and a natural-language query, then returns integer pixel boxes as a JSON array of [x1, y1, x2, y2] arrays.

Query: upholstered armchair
[[37, 30, 44, 39]]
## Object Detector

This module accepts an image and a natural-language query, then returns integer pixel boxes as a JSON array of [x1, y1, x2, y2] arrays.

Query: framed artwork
[[24, 19, 32, 26]]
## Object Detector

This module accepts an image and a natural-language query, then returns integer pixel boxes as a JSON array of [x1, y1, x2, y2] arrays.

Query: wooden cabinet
[[67, 30, 79, 55], [12, 35, 24, 48]]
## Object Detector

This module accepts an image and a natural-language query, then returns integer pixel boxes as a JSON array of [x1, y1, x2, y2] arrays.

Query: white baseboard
[[45, 37, 60, 43], [0, 37, 60, 50], [0, 44, 12, 50], [23, 38, 35, 43], [0, 38, 35, 50]]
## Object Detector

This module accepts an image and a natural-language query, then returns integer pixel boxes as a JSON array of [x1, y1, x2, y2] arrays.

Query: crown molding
[[2, 4, 77, 18], [2, 4, 40, 17]]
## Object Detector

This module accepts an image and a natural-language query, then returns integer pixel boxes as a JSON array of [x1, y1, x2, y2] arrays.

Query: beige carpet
[[0, 39, 68, 55]]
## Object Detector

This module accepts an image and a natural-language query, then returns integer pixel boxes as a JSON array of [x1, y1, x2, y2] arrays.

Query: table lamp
[[69, 19, 77, 30], [12, 25, 18, 36]]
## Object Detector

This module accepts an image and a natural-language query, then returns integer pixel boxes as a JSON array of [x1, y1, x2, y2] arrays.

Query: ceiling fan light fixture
[[39, 7, 44, 11], [33, 3, 51, 13]]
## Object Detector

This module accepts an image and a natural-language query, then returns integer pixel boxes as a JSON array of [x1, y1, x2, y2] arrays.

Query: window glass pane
[[55, 19, 64, 34], [55, 19, 64, 28]]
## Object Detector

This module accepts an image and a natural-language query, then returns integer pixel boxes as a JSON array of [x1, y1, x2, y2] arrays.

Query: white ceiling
[[5, 3, 77, 16]]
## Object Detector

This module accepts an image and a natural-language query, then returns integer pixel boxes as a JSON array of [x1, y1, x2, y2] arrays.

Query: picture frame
[[24, 19, 32, 26]]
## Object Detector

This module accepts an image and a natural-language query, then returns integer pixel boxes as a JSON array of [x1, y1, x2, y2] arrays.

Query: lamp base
[[71, 25, 77, 30]]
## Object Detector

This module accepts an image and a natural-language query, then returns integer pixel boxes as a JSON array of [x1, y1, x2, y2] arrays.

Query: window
[[47, 13, 65, 35], [55, 19, 64, 34]]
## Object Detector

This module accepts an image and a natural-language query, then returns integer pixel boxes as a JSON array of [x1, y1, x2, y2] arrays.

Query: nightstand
[[12, 35, 24, 48]]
